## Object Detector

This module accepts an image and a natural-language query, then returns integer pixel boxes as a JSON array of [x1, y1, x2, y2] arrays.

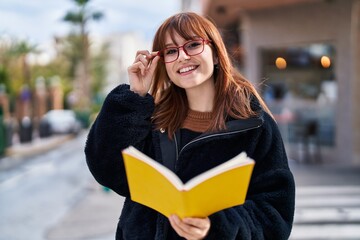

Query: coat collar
[[196, 115, 264, 139]]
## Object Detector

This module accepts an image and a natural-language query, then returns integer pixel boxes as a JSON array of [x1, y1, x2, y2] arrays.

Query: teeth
[[179, 66, 196, 73]]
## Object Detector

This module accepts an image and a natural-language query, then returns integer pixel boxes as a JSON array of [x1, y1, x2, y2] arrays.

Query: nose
[[177, 47, 190, 61]]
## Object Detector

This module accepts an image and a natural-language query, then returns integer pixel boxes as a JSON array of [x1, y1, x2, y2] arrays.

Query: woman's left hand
[[169, 215, 210, 240]]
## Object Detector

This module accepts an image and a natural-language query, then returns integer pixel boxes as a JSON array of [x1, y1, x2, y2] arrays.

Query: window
[[261, 43, 336, 150]]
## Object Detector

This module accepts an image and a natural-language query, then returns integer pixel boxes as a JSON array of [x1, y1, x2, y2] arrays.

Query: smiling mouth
[[178, 65, 198, 74]]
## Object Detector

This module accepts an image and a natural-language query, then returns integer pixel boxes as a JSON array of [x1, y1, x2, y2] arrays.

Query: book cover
[[122, 146, 255, 219]]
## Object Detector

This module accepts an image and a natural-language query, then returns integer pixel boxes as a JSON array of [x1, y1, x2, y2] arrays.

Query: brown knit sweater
[[181, 109, 213, 132]]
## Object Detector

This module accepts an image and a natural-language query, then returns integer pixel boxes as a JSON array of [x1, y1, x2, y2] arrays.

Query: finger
[[128, 62, 146, 75], [138, 63, 146, 75], [134, 54, 148, 66], [147, 55, 160, 73], [180, 217, 209, 239], [169, 216, 193, 239], [183, 217, 210, 230], [128, 61, 142, 73], [169, 216, 184, 235], [170, 215, 203, 238], [135, 50, 150, 59], [134, 50, 151, 66], [146, 51, 159, 60], [144, 52, 159, 69], [130, 54, 148, 70]]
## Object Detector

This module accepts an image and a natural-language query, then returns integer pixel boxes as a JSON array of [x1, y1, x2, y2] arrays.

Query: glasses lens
[[163, 47, 178, 63], [184, 40, 204, 56]]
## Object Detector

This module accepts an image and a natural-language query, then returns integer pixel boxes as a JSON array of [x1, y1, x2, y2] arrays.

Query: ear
[[213, 54, 219, 65]]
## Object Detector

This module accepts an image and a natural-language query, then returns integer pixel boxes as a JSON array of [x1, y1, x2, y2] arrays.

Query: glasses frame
[[157, 38, 212, 63]]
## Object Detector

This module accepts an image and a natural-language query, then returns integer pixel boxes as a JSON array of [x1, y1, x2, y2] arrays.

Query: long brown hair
[[150, 12, 271, 136]]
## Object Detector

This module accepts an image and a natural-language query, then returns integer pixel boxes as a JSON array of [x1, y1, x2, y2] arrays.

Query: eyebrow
[[165, 43, 176, 48], [164, 36, 201, 48]]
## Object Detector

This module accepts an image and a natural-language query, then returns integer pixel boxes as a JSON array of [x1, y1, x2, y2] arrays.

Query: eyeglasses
[[157, 38, 211, 63]]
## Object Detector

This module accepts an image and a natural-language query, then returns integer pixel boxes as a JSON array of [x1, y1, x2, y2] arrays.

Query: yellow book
[[122, 146, 255, 219]]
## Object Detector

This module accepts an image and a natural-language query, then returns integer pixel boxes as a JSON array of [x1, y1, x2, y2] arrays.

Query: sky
[[0, 0, 181, 62]]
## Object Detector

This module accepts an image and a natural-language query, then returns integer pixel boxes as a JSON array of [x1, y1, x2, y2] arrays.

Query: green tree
[[0, 36, 16, 95], [0, 37, 39, 113], [91, 43, 109, 96], [63, 0, 104, 109], [9, 40, 39, 87], [90, 42, 109, 115]]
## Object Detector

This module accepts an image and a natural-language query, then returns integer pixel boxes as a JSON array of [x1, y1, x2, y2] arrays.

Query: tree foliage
[[62, 0, 104, 109], [0, 37, 39, 95], [0, 0, 107, 118]]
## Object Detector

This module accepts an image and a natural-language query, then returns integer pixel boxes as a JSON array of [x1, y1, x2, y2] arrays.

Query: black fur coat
[[85, 84, 295, 240]]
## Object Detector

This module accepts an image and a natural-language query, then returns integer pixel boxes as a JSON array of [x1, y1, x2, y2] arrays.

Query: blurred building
[[98, 32, 151, 94], [183, 0, 360, 165]]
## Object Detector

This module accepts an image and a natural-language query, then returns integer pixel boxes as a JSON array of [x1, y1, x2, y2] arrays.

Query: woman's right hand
[[127, 50, 160, 97]]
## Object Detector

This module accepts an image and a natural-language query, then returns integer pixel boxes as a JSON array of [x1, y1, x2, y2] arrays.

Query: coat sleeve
[[206, 113, 295, 240], [84, 84, 155, 196]]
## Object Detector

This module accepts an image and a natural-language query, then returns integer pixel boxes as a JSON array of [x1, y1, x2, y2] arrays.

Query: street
[[289, 161, 360, 239], [0, 133, 98, 240]]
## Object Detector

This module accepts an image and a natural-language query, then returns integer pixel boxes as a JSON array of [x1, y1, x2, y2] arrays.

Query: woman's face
[[163, 32, 218, 91]]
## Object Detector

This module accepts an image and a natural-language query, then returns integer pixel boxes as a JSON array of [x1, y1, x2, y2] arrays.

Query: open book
[[122, 146, 255, 219]]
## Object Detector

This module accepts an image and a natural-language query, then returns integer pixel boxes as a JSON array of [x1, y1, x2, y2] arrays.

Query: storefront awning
[[202, 0, 322, 28]]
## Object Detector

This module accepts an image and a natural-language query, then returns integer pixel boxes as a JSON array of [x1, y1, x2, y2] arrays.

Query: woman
[[85, 12, 295, 240]]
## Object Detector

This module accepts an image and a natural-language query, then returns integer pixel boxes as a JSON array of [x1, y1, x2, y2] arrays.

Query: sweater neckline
[[181, 109, 213, 132], [187, 109, 213, 120]]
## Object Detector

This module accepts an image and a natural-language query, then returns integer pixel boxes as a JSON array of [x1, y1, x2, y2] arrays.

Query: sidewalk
[[0, 131, 125, 240], [44, 159, 360, 240], [0, 134, 75, 171], [46, 179, 124, 240], [289, 159, 360, 186]]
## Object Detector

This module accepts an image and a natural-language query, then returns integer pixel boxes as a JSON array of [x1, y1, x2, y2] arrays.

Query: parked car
[[40, 110, 82, 136]]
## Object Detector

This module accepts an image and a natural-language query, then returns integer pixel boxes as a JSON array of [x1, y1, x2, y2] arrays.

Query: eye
[[165, 48, 178, 56], [185, 41, 202, 50]]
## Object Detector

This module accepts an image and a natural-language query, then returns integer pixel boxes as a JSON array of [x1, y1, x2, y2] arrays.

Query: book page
[[123, 146, 185, 190], [182, 163, 254, 218], [183, 152, 254, 191]]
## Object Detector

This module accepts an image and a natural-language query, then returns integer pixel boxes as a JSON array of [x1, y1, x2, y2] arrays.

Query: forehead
[[164, 30, 198, 46]]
